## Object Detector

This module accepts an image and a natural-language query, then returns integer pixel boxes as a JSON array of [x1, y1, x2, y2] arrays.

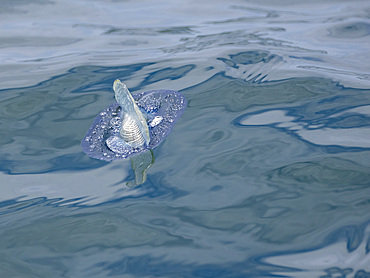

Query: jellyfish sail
[[81, 80, 187, 161], [105, 80, 150, 154]]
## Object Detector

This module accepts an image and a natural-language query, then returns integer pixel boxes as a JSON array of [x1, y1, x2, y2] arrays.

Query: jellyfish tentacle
[[126, 150, 155, 188]]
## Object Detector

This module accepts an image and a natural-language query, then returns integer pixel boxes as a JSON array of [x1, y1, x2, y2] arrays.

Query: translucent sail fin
[[113, 79, 150, 147]]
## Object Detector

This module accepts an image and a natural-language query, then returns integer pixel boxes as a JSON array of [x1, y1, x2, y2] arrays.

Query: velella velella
[[81, 79, 187, 161]]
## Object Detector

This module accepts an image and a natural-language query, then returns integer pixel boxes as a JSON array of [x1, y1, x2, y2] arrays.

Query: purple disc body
[[81, 90, 187, 161]]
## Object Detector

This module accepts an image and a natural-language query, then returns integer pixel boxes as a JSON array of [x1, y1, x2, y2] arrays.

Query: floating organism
[[81, 79, 187, 161]]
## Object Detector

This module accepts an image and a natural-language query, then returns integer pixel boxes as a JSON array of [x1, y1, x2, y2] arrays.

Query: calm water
[[1, 0, 370, 277]]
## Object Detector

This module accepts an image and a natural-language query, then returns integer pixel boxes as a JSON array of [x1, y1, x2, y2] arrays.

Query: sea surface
[[1, 0, 370, 277]]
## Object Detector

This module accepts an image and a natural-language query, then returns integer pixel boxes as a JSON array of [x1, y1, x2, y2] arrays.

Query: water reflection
[[235, 105, 370, 148], [1, 0, 370, 274], [263, 224, 370, 277]]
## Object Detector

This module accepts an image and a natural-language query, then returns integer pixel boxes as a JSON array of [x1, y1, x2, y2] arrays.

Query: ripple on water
[[328, 22, 370, 39], [1, 0, 370, 274]]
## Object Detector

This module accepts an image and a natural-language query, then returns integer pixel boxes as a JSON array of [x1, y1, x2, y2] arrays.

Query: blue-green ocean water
[[1, 0, 370, 277]]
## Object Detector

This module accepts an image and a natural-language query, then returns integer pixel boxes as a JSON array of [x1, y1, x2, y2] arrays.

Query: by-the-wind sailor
[[81, 79, 187, 161]]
